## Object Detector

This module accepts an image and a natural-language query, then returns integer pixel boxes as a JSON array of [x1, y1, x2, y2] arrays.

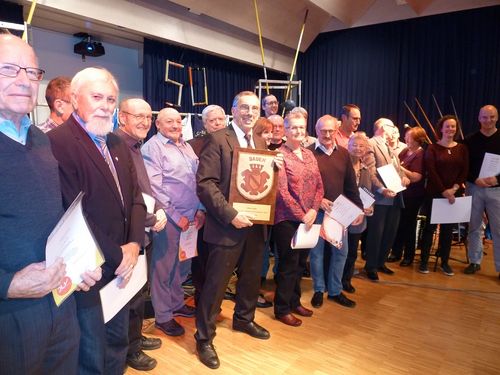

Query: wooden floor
[[128, 242, 500, 374]]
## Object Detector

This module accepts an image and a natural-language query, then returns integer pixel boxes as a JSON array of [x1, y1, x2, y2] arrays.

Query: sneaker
[[173, 304, 195, 318], [441, 263, 454, 276], [418, 263, 429, 274], [464, 263, 481, 274]]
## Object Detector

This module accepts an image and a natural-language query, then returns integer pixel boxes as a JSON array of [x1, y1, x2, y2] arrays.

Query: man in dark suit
[[195, 91, 281, 369], [48, 67, 146, 375]]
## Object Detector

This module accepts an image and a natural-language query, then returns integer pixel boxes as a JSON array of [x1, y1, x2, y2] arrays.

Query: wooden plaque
[[228, 147, 278, 225]]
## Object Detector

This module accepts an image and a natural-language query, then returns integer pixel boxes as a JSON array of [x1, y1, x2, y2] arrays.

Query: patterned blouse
[[274, 144, 324, 224]]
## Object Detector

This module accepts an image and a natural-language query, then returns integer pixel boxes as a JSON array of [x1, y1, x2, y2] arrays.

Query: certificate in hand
[[478, 153, 500, 179], [377, 164, 406, 193], [430, 196, 472, 224], [358, 187, 375, 209], [179, 224, 198, 261], [45, 192, 105, 306], [291, 224, 321, 249], [320, 214, 344, 248], [325, 194, 363, 228]]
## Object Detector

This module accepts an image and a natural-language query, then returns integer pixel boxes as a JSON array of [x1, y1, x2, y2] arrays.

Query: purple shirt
[[142, 132, 201, 224]]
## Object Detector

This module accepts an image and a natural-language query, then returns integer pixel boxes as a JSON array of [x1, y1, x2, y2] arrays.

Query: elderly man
[[48, 67, 146, 374], [268, 114, 285, 150], [116, 98, 166, 371], [195, 91, 282, 369], [142, 107, 204, 337], [262, 94, 279, 118], [0, 34, 99, 375], [464, 105, 500, 278], [38, 76, 72, 133], [189, 104, 226, 156], [334, 104, 361, 148], [363, 118, 409, 281], [309, 115, 363, 309]]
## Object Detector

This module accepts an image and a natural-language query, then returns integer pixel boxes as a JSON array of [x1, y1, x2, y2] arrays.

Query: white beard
[[86, 117, 114, 136]]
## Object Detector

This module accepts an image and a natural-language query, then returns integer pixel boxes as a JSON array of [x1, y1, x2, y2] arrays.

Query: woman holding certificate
[[419, 116, 469, 275], [273, 111, 324, 327]]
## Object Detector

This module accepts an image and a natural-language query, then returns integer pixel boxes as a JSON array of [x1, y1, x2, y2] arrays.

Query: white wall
[[31, 27, 143, 123]]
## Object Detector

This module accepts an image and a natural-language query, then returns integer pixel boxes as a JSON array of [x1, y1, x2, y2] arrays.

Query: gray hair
[[201, 104, 225, 124]]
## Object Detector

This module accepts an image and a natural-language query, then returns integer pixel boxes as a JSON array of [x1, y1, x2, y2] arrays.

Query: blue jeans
[[310, 211, 348, 296], [466, 183, 500, 271]]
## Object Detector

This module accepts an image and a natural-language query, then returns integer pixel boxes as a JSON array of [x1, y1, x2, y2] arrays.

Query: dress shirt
[[142, 132, 202, 224], [37, 117, 58, 133], [232, 121, 255, 148], [0, 115, 31, 145]]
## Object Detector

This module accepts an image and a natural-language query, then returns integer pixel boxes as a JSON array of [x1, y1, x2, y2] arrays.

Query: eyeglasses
[[0, 63, 45, 81], [121, 111, 153, 122], [238, 104, 260, 114]]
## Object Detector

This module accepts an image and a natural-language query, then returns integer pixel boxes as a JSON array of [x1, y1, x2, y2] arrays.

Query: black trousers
[[391, 196, 423, 261], [365, 204, 401, 271], [194, 225, 265, 344], [191, 226, 209, 307], [273, 221, 307, 317], [342, 231, 363, 285]]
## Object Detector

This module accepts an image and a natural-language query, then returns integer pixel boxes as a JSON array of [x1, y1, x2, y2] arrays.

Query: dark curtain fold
[[143, 38, 287, 115], [298, 6, 500, 138]]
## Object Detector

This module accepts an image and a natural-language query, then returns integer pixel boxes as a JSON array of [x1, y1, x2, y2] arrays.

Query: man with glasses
[[116, 98, 166, 371], [38, 76, 73, 133], [262, 94, 279, 118], [0, 34, 100, 374], [334, 104, 362, 148], [195, 91, 283, 369]]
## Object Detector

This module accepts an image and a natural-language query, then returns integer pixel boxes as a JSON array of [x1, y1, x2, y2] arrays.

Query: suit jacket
[[368, 135, 404, 206], [48, 115, 146, 307], [196, 124, 265, 246]]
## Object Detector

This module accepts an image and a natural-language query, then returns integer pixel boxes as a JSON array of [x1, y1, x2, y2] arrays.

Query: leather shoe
[[276, 313, 302, 327], [141, 335, 162, 351], [311, 291, 323, 308], [126, 350, 157, 371], [232, 320, 270, 340], [328, 292, 356, 308], [378, 265, 394, 275], [256, 294, 273, 308], [366, 270, 379, 281], [155, 319, 185, 336], [293, 305, 313, 317], [386, 255, 400, 263], [399, 259, 413, 267], [343, 282, 356, 293], [196, 342, 220, 369]]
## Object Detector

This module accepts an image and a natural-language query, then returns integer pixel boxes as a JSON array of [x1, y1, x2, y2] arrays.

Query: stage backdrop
[[143, 38, 286, 116], [298, 5, 500, 138]]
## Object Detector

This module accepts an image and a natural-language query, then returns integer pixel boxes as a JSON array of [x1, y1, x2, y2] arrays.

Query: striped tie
[[244, 133, 254, 149], [95, 135, 123, 204]]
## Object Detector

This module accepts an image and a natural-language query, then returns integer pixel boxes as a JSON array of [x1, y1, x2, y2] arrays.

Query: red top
[[274, 144, 324, 224]]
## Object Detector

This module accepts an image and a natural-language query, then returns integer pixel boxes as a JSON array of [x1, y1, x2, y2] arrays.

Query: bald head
[[0, 34, 41, 126], [118, 98, 152, 141], [156, 107, 183, 143], [478, 105, 498, 136], [373, 118, 395, 138]]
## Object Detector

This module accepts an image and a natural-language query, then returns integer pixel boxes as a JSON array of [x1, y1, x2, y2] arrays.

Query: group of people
[[1, 32, 499, 375]]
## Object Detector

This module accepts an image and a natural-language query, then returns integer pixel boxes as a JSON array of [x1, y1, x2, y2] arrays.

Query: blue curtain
[[298, 6, 500, 137], [143, 38, 286, 115]]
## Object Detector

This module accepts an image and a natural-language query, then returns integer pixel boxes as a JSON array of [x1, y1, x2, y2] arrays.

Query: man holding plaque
[[0, 34, 99, 375], [48, 67, 146, 374], [464, 105, 500, 277], [195, 91, 282, 369]]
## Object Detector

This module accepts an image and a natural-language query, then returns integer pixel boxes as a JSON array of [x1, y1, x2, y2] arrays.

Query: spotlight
[[73, 32, 105, 60]]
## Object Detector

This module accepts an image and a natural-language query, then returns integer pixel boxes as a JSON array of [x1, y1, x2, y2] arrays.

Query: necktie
[[95, 135, 124, 204], [244, 133, 254, 149]]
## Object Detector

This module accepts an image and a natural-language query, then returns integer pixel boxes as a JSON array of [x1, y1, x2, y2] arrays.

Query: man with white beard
[[48, 67, 146, 374]]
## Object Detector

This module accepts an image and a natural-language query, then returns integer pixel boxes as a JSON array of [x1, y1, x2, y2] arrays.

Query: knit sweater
[[0, 126, 63, 314]]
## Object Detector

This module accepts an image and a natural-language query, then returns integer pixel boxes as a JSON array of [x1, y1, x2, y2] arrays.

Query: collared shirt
[[232, 121, 255, 148], [333, 129, 352, 149], [314, 138, 337, 156], [142, 131, 202, 224], [0, 115, 31, 145], [37, 117, 58, 133]]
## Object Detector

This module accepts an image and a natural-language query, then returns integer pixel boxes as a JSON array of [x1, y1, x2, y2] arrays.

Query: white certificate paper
[[45, 192, 104, 306], [100, 254, 148, 323], [179, 224, 198, 261], [358, 187, 375, 209], [478, 153, 500, 179], [326, 194, 363, 227], [430, 196, 472, 224], [142, 193, 155, 232], [377, 164, 406, 193], [320, 215, 344, 248], [291, 224, 321, 249]]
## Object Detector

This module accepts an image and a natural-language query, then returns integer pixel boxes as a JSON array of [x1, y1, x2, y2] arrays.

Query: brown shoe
[[293, 305, 313, 317], [276, 313, 302, 327]]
